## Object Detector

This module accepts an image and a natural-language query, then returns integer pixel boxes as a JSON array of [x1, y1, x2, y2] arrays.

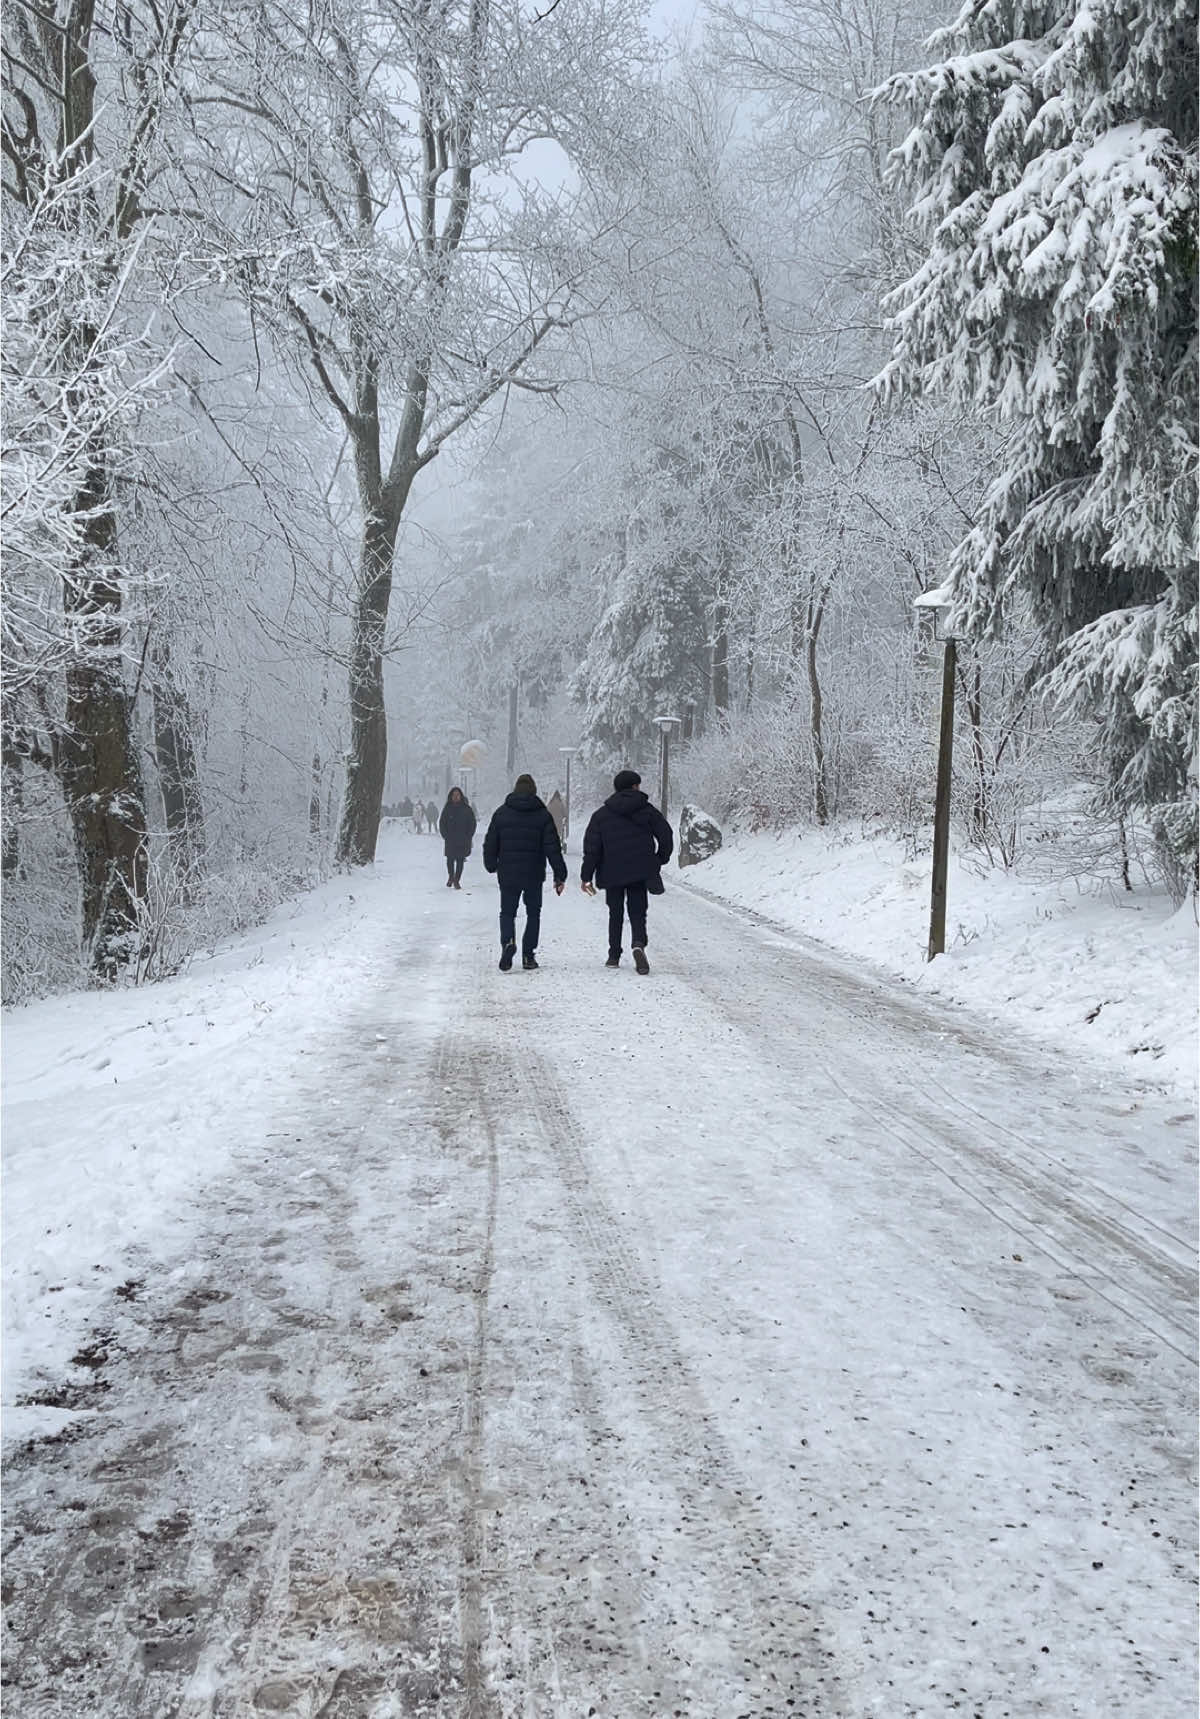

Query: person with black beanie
[[580, 769, 673, 973], [482, 774, 567, 970]]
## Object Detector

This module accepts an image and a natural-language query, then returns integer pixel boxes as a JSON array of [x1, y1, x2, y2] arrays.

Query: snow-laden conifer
[[875, 0, 1198, 880]]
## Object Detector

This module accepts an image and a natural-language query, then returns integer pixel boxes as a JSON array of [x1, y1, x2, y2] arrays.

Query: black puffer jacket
[[439, 793, 477, 859], [580, 789, 673, 889], [483, 793, 567, 888]]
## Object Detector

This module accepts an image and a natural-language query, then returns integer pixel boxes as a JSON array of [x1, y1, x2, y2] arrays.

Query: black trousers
[[499, 882, 542, 955], [606, 882, 648, 956], [446, 855, 465, 883]]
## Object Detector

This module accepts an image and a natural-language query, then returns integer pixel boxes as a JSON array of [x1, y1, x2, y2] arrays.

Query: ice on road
[[3, 831, 1196, 1717]]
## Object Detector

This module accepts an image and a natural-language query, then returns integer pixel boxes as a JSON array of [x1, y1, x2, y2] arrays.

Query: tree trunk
[[311, 592, 333, 839], [965, 656, 988, 841], [151, 641, 206, 879], [2, 743, 22, 879], [506, 681, 519, 775], [237, 682, 251, 801], [789, 591, 806, 663], [59, 456, 149, 977], [807, 617, 828, 827], [336, 512, 398, 866], [712, 609, 730, 718], [1117, 815, 1133, 891], [309, 752, 323, 836]]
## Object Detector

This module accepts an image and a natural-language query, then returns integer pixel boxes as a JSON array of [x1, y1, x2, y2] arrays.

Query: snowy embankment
[[1, 863, 403, 1443], [679, 823, 1197, 1100]]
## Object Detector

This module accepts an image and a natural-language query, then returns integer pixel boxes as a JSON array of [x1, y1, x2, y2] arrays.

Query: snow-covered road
[[3, 832, 1196, 1717]]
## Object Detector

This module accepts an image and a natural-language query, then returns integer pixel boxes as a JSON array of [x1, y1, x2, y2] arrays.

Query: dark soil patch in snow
[[17, 1375, 109, 1412]]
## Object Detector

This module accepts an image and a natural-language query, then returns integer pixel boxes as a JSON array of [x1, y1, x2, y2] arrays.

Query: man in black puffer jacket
[[483, 774, 567, 970], [580, 769, 673, 974]]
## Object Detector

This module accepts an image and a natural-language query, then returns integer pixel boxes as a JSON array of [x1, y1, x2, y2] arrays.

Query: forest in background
[[3, 0, 1196, 1001]]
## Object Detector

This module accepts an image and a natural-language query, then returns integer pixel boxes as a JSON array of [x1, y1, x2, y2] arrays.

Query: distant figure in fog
[[580, 769, 673, 974], [424, 800, 438, 834], [412, 803, 425, 834], [439, 787, 476, 889], [546, 789, 566, 844], [483, 774, 567, 971]]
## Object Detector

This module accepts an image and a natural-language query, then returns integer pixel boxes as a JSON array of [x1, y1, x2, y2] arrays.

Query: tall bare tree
[[192, 0, 648, 865], [3, 0, 199, 972]]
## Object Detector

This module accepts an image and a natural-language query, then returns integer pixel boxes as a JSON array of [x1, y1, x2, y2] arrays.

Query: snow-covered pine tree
[[875, 0, 1198, 885], [570, 532, 712, 764]]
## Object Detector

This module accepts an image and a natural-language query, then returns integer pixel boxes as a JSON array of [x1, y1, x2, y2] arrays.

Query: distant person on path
[[580, 769, 673, 974], [439, 787, 477, 888], [546, 789, 566, 844], [482, 773, 567, 971], [425, 800, 438, 833], [412, 803, 425, 834]]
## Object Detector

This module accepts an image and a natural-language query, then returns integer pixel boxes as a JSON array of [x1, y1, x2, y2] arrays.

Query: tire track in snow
[[825, 1059, 1198, 1361], [479, 1012, 844, 1716], [451, 1039, 501, 1719], [675, 886, 1197, 1361]]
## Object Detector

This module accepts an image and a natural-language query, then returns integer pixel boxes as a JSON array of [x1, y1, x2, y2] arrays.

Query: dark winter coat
[[439, 793, 477, 860], [580, 789, 673, 890], [483, 792, 568, 888]]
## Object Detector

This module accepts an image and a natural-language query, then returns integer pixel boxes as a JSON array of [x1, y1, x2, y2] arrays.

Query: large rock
[[678, 803, 723, 867]]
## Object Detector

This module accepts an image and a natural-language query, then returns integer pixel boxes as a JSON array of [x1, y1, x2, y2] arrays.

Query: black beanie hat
[[613, 769, 641, 791], [514, 773, 536, 795]]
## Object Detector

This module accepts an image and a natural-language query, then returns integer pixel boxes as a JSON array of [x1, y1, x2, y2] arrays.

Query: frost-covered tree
[[875, 0, 1198, 875], [1, 0, 203, 973], [195, 0, 652, 868], [570, 498, 713, 761]]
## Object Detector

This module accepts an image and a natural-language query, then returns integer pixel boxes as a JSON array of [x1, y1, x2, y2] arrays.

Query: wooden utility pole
[[928, 637, 957, 961]]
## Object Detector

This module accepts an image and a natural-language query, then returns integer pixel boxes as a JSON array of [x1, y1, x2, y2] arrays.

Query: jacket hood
[[505, 791, 546, 812], [605, 788, 650, 817]]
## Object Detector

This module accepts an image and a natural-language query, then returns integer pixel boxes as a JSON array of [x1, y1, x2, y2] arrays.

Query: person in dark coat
[[424, 800, 438, 833], [482, 773, 567, 970], [580, 768, 673, 974], [439, 786, 477, 888]]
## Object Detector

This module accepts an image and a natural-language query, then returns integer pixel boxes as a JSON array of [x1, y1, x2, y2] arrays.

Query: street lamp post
[[558, 747, 580, 844], [914, 586, 959, 962], [654, 715, 682, 823]]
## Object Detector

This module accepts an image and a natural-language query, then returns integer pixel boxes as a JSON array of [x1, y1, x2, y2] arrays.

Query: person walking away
[[439, 786, 477, 888], [580, 769, 673, 974], [482, 773, 567, 970], [424, 800, 438, 834], [546, 789, 566, 845]]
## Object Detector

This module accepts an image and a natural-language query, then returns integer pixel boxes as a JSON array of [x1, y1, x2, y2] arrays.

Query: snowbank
[[678, 824, 1197, 1099]]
